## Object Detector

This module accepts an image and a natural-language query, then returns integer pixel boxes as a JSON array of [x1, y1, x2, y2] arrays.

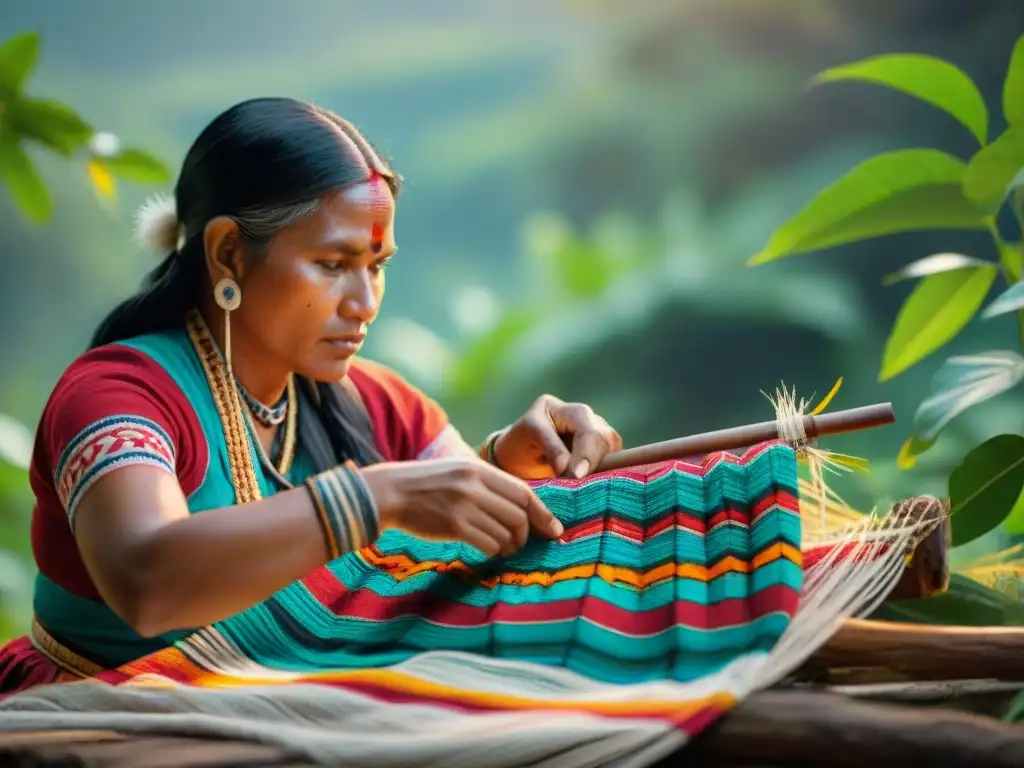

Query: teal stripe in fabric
[[196, 442, 804, 685]]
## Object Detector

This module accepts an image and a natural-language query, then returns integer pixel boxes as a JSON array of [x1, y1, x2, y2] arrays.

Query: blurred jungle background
[[1, 0, 1024, 641]]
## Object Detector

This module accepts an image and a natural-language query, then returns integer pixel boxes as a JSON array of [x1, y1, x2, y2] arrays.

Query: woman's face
[[231, 177, 397, 382]]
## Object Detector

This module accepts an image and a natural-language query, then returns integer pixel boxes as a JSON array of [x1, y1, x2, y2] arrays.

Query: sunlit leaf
[[1005, 34, 1024, 127], [812, 53, 988, 145], [1000, 243, 1024, 284], [447, 309, 539, 400], [879, 265, 998, 381], [0, 413, 32, 470], [86, 159, 116, 201], [963, 126, 1024, 210], [0, 132, 51, 223], [0, 32, 40, 95], [6, 97, 91, 157], [897, 434, 936, 470], [881, 252, 994, 286], [1002, 486, 1024, 536], [808, 377, 842, 415], [554, 241, 616, 299], [983, 280, 1024, 319], [749, 150, 988, 266], [903, 352, 1024, 464], [948, 434, 1024, 547], [104, 148, 171, 184]]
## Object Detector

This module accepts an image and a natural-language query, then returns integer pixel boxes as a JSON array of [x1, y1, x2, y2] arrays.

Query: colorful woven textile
[[0, 443, 806, 766]]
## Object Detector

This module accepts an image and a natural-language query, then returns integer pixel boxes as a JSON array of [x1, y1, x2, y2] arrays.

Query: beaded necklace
[[237, 383, 289, 428], [184, 309, 297, 502]]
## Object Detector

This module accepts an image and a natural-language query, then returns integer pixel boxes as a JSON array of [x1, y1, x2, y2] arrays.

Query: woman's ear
[[203, 216, 246, 285]]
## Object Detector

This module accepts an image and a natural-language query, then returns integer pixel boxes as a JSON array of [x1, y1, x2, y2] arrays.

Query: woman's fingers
[[474, 490, 530, 552], [479, 463, 563, 539]]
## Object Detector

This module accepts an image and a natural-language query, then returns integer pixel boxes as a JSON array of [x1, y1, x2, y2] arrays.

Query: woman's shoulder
[[34, 342, 208, 517], [346, 358, 475, 462]]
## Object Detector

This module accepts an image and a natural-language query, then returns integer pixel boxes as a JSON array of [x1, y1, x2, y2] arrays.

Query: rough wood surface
[[831, 679, 1023, 717], [807, 618, 1024, 681], [0, 729, 314, 767], [3, 688, 1021, 767], [686, 689, 1024, 767]]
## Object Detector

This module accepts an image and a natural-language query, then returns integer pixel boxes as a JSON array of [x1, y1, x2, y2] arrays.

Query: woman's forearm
[[126, 485, 329, 635], [99, 465, 380, 638]]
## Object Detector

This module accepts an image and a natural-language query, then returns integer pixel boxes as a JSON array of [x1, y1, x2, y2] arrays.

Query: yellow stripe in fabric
[[192, 666, 738, 717]]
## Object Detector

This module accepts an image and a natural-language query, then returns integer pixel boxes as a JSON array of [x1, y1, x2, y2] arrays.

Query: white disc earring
[[214, 278, 242, 312]]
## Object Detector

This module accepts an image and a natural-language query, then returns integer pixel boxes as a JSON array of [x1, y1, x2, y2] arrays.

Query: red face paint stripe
[[370, 222, 384, 253]]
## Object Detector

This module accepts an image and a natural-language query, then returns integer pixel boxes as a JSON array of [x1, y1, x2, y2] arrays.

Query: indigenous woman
[[0, 97, 622, 692]]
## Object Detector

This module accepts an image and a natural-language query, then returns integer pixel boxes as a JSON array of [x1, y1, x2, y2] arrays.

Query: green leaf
[[1004, 689, 1024, 723], [554, 242, 615, 299], [1002, 484, 1024, 535], [871, 573, 1024, 626], [0, 413, 32, 470], [1005, 34, 1024, 126], [6, 97, 92, 157], [963, 126, 1024, 210], [0, 32, 40, 96], [948, 433, 1024, 547], [813, 53, 988, 145], [447, 309, 538, 400], [1000, 243, 1024, 283], [904, 352, 1024, 459], [881, 252, 994, 286], [104, 148, 171, 183], [879, 265, 998, 381], [983, 280, 1024, 319], [0, 133, 51, 223], [749, 150, 989, 266]]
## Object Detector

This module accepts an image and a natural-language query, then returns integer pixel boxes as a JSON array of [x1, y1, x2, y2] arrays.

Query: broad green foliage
[[0, 32, 40, 96], [901, 352, 1024, 464], [1005, 35, 1024, 127], [811, 54, 989, 145], [983, 279, 1024, 319], [0, 132, 50, 222], [0, 31, 169, 222], [747, 150, 987, 266], [752, 34, 1024, 543], [879, 265, 997, 381], [948, 434, 1024, 547], [881, 252, 994, 286], [963, 126, 1024, 210], [873, 573, 1024, 626]]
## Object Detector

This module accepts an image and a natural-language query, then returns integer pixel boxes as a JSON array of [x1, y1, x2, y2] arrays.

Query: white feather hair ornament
[[133, 193, 185, 253]]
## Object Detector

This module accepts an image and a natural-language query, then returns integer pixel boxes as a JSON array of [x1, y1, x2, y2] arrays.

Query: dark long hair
[[90, 97, 402, 467]]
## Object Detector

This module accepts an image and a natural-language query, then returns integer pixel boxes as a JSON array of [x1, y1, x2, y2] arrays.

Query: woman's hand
[[492, 395, 622, 481], [359, 458, 563, 557]]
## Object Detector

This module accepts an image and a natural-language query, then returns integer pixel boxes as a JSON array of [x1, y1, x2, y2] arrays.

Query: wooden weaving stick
[[595, 402, 895, 472]]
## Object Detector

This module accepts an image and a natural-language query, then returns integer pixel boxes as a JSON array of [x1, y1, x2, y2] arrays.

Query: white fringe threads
[[743, 384, 948, 694]]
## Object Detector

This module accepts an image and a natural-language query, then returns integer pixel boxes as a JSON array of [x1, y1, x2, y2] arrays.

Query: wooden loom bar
[[806, 618, 1024, 681], [596, 402, 896, 471]]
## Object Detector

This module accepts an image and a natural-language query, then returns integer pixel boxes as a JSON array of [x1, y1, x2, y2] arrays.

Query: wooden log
[[684, 689, 1024, 767], [885, 496, 951, 600], [0, 729, 313, 767], [806, 618, 1024, 681], [831, 679, 1023, 717]]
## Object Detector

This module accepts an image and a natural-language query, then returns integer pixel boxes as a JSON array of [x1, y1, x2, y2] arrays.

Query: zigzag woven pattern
[[101, 442, 801, 689], [0, 442, 805, 766]]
